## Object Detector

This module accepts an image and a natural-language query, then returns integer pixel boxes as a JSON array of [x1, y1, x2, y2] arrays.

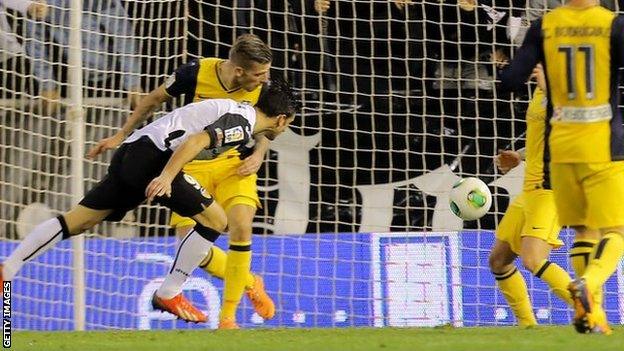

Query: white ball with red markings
[[449, 177, 492, 221]]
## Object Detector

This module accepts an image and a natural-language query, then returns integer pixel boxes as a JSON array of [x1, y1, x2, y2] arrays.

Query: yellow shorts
[[550, 161, 624, 229], [169, 154, 261, 229], [495, 189, 563, 255]]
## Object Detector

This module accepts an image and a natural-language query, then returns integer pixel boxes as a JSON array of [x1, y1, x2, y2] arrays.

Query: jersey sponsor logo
[[165, 74, 176, 89], [551, 104, 612, 123], [224, 126, 245, 144]]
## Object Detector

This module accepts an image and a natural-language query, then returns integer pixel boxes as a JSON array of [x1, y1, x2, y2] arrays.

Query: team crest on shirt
[[224, 126, 245, 144]]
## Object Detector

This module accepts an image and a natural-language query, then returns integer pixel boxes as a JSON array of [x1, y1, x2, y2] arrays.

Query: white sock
[[156, 228, 214, 299], [3, 217, 67, 280]]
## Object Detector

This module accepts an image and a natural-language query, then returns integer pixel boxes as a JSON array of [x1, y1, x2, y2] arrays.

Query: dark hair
[[229, 34, 273, 69], [255, 78, 300, 118]]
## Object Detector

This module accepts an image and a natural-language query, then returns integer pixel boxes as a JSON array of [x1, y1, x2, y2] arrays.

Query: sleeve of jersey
[[204, 113, 252, 149], [611, 16, 624, 68], [499, 19, 543, 93], [164, 59, 200, 97]]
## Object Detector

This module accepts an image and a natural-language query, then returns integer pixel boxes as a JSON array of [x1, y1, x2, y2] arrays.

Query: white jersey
[[124, 99, 256, 160]]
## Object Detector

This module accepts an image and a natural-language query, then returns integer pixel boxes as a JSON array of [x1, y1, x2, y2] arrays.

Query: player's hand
[[314, 0, 330, 14], [27, 0, 48, 19], [495, 149, 522, 174], [145, 175, 173, 203], [531, 63, 546, 91], [37, 88, 61, 116], [87, 132, 125, 159], [237, 151, 264, 176]]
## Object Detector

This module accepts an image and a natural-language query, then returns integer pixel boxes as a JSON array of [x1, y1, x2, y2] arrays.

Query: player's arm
[[612, 16, 624, 69], [146, 132, 212, 202], [87, 60, 200, 159], [87, 85, 170, 159], [499, 19, 542, 93], [237, 134, 271, 176]]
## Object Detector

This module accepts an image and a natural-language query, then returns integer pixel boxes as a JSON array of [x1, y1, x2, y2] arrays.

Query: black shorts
[[80, 136, 214, 222]]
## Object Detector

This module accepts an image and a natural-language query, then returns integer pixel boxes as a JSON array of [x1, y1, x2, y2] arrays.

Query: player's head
[[255, 78, 300, 140], [230, 34, 273, 92]]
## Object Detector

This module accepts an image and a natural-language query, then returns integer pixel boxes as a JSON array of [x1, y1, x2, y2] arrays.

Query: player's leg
[[570, 227, 608, 331], [489, 240, 536, 327], [3, 205, 112, 281], [519, 237, 572, 306], [489, 194, 536, 327], [560, 162, 624, 334], [520, 189, 572, 306], [153, 173, 226, 323], [216, 169, 274, 328], [219, 201, 275, 329]]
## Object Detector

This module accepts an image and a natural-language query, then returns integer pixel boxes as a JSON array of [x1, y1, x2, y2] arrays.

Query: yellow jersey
[[163, 57, 263, 159], [524, 87, 550, 191], [500, 6, 624, 163]]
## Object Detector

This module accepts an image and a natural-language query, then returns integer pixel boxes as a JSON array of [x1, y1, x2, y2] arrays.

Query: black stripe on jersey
[[609, 16, 624, 160], [165, 59, 200, 106]]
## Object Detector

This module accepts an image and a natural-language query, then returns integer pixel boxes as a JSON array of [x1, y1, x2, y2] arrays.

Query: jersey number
[[558, 45, 595, 100]]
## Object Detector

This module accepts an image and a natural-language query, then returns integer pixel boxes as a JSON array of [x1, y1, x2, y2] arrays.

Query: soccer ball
[[449, 177, 492, 221]]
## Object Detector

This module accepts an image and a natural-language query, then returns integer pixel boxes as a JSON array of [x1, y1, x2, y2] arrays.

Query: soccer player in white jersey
[[1, 79, 299, 323]]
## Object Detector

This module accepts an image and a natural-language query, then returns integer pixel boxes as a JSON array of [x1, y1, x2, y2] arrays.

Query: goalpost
[[0, 0, 622, 330]]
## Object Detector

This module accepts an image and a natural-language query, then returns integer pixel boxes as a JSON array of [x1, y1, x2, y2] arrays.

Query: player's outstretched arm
[[87, 84, 170, 159], [146, 132, 212, 202]]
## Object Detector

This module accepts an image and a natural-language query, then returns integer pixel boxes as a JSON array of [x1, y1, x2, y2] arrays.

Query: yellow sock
[[494, 267, 536, 327], [199, 246, 256, 289], [583, 233, 624, 293], [570, 239, 606, 321], [220, 240, 252, 320], [199, 246, 226, 279], [532, 259, 573, 306]]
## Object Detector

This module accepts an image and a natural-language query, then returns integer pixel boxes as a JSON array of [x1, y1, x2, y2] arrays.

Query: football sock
[[532, 259, 573, 306], [199, 246, 226, 279], [3, 216, 69, 281], [570, 239, 603, 307], [157, 226, 216, 299], [220, 240, 252, 320], [494, 267, 536, 326], [569, 239, 597, 279], [198, 246, 255, 289], [583, 232, 624, 294]]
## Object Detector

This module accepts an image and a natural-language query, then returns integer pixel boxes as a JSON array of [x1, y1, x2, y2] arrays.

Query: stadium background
[[0, 0, 622, 330]]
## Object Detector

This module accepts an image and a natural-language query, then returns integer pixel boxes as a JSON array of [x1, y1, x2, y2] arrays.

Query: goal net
[[0, 0, 622, 330]]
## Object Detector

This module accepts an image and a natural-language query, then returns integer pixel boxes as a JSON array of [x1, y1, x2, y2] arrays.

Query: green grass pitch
[[12, 326, 624, 351]]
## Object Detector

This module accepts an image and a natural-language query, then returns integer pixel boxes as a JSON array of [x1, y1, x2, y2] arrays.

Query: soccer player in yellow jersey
[[89, 34, 275, 329], [492, 65, 604, 328], [500, 0, 624, 334]]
